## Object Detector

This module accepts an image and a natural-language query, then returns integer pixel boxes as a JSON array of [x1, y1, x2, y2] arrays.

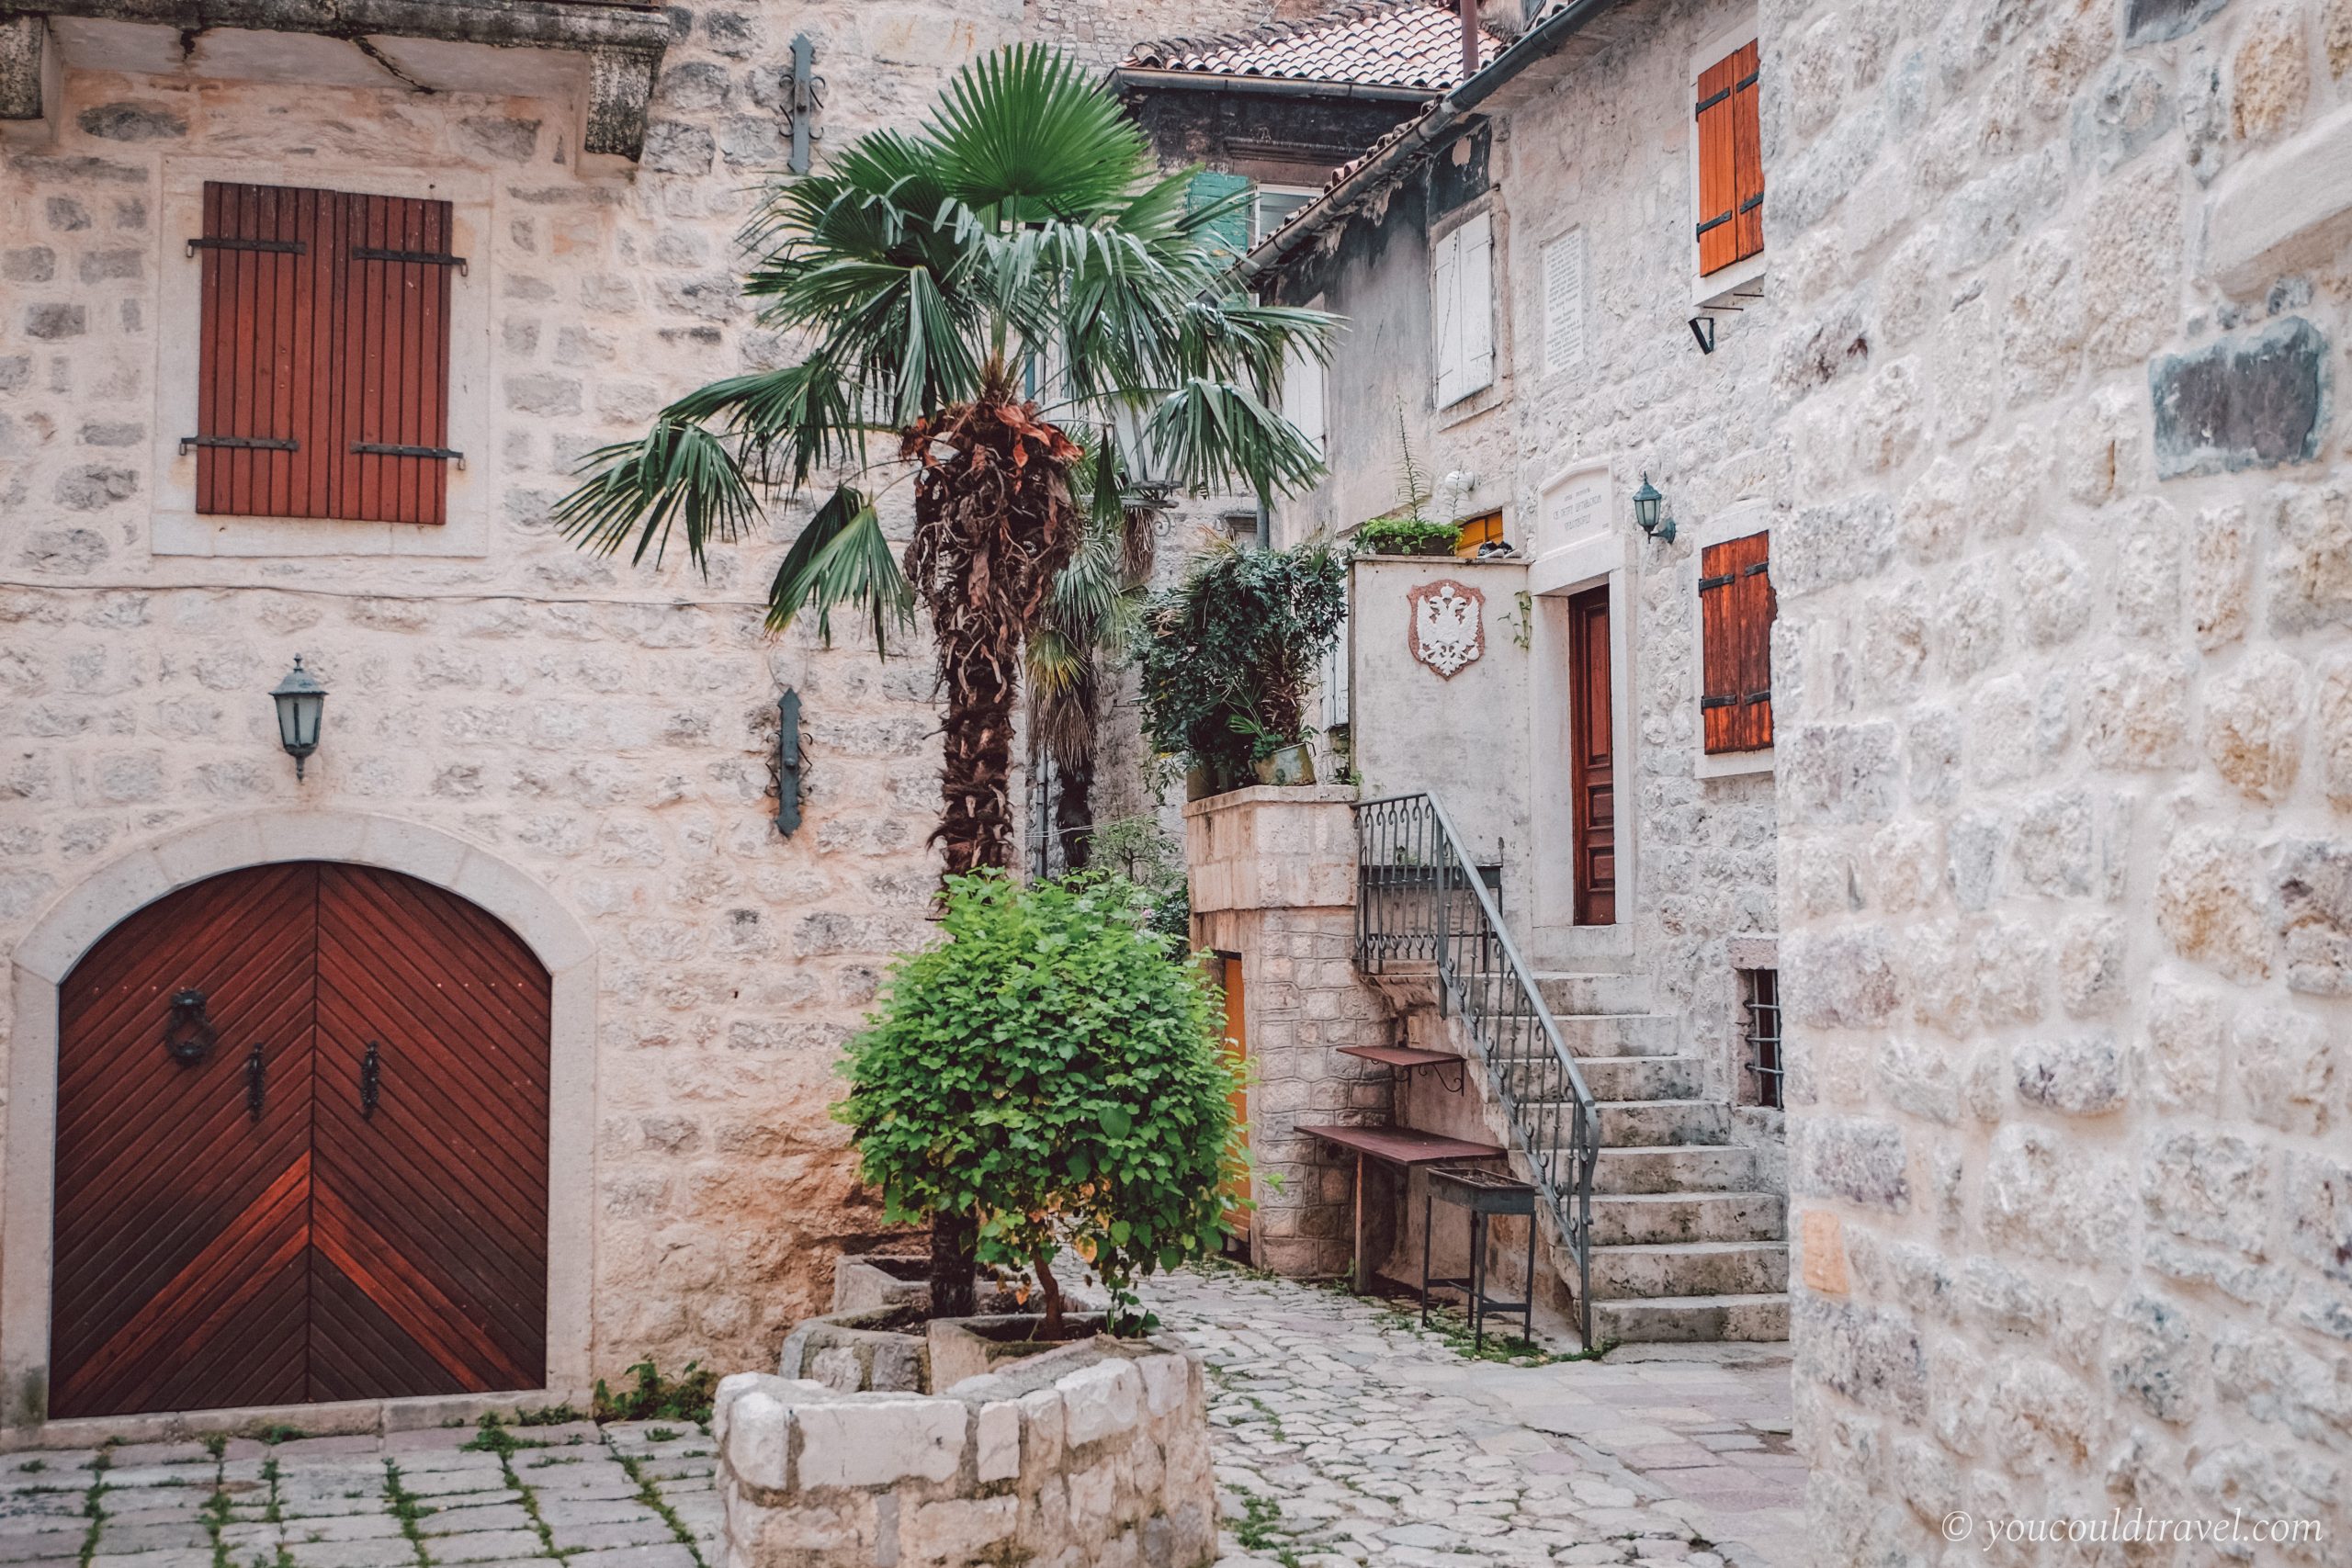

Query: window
[[1740, 968, 1781, 1110], [1431, 211, 1494, 407], [1698, 530, 1774, 752], [1453, 510, 1504, 558], [1694, 41, 1762, 276], [1186, 170, 1255, 265], [1282, 335, 1325, 459], [188, 181, 460, 525], [1254, 185, 1317, 241]]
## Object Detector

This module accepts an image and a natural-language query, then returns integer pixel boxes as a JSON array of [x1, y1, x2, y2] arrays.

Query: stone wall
[[0, 0, 1331, 1412], [1763, 0, 2352, 1554], [713, 1337, 1216, 1567], [1182, 786, 1391, 1278]]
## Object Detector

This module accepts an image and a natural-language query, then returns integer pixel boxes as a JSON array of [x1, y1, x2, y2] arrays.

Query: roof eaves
[[1236, 0, 1628, 282]]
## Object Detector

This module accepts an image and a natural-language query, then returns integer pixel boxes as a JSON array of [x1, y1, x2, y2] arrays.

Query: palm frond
[[554, 421, 759, 570], [765, 486, 917, 654], [927, 43, 1149, 219]]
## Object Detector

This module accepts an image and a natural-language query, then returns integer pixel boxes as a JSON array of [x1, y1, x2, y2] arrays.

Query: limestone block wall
[[712, 1338, 1216, 1568], [1763, 0, 2352, 1554], [1183, 787, 1391, 1278], [0, 0, 1323, 1404]]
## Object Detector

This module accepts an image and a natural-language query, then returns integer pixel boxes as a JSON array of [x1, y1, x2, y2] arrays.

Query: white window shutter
[[1283, 337, 1326, 458], [1431, 227, 1462, 407], [1459, 212, 1494, 397], [1543, 230, 1585, 377]]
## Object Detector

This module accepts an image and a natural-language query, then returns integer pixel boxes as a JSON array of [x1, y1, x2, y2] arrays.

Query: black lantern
[[270, 656, 327, 781], [1631, 472, 1674, 543]]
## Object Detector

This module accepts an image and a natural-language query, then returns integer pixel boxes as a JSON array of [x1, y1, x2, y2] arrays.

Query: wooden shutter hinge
[[351, 246, 469, 275], [351, 443, 465, 468], [1744, 558, 1770, 575], [180, 434, 298, 453], [1702, 689, 1772, 710], [1699, 571, 1736, 591], [187, 237, 305, 256], [1695, 209, 1733, 239]]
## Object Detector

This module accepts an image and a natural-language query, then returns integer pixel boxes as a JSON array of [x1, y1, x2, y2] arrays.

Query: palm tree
[[554, 44, 1329, 1315]]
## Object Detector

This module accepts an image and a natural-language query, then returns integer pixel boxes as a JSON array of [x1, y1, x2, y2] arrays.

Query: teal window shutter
[[1187, 170, 1255, 263]]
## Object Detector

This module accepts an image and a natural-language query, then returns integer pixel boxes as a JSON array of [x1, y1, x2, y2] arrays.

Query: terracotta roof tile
[[1125, 2, 1502, 92]]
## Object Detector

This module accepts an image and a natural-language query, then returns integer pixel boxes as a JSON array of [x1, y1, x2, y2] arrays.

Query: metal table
[[1420, 1163, 1537, 1350], [1297, 1124, 1506, 1292]]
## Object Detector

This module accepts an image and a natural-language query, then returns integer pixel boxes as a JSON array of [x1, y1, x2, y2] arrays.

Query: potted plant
[[1355, 515, 1463, 557], [1137, 537, 1347, 796], [834, 873, 1248, 1371]]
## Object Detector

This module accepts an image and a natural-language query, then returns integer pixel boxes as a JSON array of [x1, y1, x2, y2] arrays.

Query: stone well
[[714, 1335, 1216, 1568]]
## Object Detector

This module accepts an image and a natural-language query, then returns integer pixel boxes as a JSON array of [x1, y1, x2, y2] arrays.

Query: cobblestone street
[[1148, 1267, 1805, 1568], [0, 1423, 720, 1568]]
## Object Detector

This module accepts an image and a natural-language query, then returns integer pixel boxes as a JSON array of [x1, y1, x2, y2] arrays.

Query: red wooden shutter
[[1696, 41, 1762, 276], [194, 183, 455, 525], [1699, 531, 1775, 753]]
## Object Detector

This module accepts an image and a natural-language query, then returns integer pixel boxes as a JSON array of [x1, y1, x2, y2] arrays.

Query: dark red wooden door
[[52, 863, 548, 1417], [1567, 585, 1615, 926]]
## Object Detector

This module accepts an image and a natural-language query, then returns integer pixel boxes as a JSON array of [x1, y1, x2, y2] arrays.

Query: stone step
[[1589, 1241, 1790, 1301], [1597, 1100, 1728, 1147], [1534, 973, 1654, 1015], [1592, 1292, 1791, 1345], [1589, 1144, 1758, 1194], [1570, 1054, 1704, 1101], [1589, 1191, 1786, 1247], [1545, 1013, 1680, 1057]]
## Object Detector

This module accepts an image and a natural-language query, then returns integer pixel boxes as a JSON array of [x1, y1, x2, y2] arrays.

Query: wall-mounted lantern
[[775, 688, 804, 836], [1631, 473, 1675, 544], [270, 656, 327, 781]]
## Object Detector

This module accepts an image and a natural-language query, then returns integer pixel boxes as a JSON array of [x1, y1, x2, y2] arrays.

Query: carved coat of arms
[[1407, 579, 1484, 679]]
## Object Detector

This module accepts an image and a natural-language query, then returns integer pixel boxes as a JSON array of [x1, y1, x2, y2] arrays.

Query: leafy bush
[[836, 873, 1245, 1334], [1355, 516, 1462, 557], [1136, 538, 1347, 789], [593, 1359, 718, 1426], [1087, 816, 1190, 944]]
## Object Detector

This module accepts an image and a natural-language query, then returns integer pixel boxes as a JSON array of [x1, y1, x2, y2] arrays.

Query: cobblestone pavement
[[1145, 1267, 1806, 1568], [0, 1422, 719, 1568]]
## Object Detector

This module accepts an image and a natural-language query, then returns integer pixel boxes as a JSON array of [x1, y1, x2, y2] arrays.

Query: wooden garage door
[[51, 863, 550, 1418]]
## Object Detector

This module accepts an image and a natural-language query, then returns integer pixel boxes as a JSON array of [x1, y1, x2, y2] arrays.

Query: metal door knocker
[[164, 989, 218, 1065]]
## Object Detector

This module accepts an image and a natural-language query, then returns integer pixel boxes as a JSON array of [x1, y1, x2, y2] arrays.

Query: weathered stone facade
[[0, 0, 1311, 1424], [1760, 0, 2352, 1553]]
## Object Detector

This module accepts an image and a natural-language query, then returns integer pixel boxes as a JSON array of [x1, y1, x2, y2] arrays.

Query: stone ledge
[[714, 1335, 1214, 1568], [1184, 785, 1360, 914]]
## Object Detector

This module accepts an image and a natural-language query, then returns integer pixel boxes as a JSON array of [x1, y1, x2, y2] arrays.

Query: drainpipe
[[1460, 0, 1479, 84]]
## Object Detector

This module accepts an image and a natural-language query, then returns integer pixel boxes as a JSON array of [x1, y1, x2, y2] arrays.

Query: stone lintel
[[0, 14, 55, 132], [2205, 99, 2352, 299]]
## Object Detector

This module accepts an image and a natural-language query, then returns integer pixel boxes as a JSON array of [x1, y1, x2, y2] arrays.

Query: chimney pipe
[[1461, 0, 1479, 81]]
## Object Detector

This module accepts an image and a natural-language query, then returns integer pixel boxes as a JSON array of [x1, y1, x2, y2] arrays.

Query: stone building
[[0, 0, 1322, 1434], [1227, 0, 1793, 1342], [1758, 0, 2352, 1555]]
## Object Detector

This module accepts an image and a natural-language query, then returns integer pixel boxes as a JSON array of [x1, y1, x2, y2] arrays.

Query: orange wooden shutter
[[1699, 531, 1774, 753], [1696, 41, 1762, 276], [193, 183, 456, 525]]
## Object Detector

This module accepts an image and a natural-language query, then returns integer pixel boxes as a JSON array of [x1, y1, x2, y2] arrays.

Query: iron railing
[[1353, 793, 1601, 1348]]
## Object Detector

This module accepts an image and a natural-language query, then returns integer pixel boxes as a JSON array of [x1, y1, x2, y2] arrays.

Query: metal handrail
[[1351, 792, 1600, 1348]]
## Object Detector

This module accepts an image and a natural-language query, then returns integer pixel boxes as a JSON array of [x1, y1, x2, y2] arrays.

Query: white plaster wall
[[1763, 0, 2352, 1553], [0, 0, 1292, 1407]]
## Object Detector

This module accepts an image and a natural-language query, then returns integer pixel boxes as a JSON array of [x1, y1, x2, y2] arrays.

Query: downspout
[[1236, 0, 1627, 282], [1109, 67, 1449, 104]]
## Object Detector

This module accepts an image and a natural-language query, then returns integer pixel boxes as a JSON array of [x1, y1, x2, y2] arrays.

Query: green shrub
[[1354, 516, 1461, 557], [836, 873, 1246, 1334], [592, 1360, 717, 1426], [1136, 539, 1347, 790]]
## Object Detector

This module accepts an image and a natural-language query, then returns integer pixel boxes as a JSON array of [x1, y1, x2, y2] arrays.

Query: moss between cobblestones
[[381, 1458, 435, 1567], [74, 1443, 111, 1568], [605, 1443, 707, 1568]]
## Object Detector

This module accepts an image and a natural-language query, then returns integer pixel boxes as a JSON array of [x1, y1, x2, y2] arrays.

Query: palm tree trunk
[[905, 394, 1081, 1316], [1055, 755, 1093, 871]]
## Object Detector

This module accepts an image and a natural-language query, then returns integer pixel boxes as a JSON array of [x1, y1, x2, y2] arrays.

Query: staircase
[[1351, 793, 1788, 1348], [1537, 973, 1789, 1343]]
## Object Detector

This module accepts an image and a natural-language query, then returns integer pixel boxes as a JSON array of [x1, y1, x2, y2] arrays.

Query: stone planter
[[779, 1305, 930, 1394], [716, 1334, 1216, 1568], [831, 1255, 931, 1314], [926, 1312, 1109, 1393]]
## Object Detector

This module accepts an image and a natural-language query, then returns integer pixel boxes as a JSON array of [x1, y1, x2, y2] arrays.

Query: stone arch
[[3, 812, 597, 1428]]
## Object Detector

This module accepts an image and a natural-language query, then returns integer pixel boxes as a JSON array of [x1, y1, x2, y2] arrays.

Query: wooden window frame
[[1688, 18, 1766, 309], [153, 165, 491, 558], [1430, 207, 1497, 411], [1693, 505, 1778, 771]]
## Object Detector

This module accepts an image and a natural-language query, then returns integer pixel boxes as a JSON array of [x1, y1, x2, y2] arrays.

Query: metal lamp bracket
[[786, 34, 826, 175], [775, 688, 804, 836]]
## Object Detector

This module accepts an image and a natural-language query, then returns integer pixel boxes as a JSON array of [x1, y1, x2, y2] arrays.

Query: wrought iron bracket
[[351, 246, 468, 274], [164, 988, 217, 1066], [775, 688, 804, 836], [785, 33, 826, 175], [181, 434, 298, 454], [350, 443, 465, 467], [187, 236, 305, 256]]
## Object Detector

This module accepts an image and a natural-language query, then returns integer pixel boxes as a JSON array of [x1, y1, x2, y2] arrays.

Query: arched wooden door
[[52, 862, 550, 1417]]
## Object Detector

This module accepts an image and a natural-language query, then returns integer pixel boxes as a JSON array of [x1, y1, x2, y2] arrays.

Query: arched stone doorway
[[51, 862, 551, 1418]]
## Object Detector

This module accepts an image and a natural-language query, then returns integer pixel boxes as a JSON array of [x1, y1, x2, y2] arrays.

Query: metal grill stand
[[1419, 1164, 1537, 1351]]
